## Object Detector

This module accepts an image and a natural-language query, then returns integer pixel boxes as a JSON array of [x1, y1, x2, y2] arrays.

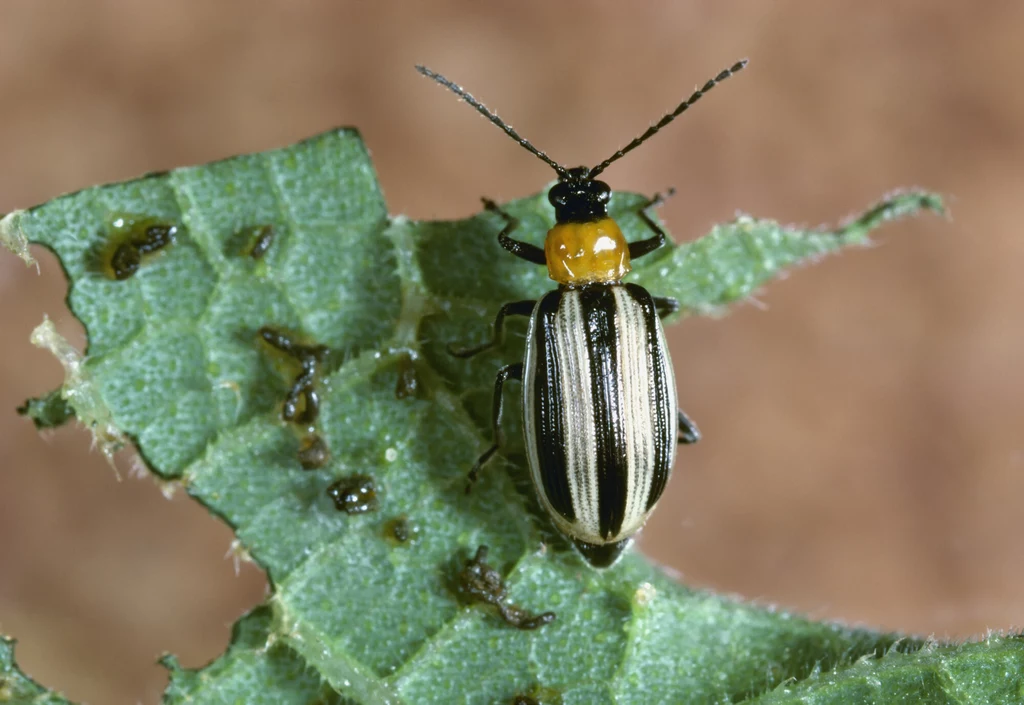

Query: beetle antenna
[[588, 59, 748, 179], [416, 65, 570, 180]]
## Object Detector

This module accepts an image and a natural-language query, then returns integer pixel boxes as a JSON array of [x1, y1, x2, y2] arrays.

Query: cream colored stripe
[[658, 314, 679, 474], [615, 288, 655, 535], [555, 291, 600, 539], [523, 302, 543, 505]]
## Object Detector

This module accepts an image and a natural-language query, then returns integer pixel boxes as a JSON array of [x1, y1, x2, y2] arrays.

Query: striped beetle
[[418, 60, 746, 567]]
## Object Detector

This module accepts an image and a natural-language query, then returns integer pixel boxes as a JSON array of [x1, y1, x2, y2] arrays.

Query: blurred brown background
[[1, 2, 1021, 702]]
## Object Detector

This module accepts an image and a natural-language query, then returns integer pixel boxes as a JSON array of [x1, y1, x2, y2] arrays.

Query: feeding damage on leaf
[[1, 636, 71, 704]]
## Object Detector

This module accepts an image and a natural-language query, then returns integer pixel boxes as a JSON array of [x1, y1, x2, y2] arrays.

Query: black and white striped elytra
[[418, 59, 746, 567], [524, 285, 677, 560]]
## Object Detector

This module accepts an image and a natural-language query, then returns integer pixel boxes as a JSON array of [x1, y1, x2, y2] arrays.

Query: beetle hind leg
[[652, 295, 680, 320], [466, 445, 499, 489], [678, 409, 701, 444]]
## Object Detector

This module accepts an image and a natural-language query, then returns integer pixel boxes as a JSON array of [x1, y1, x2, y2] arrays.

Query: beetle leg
[[448, 299, 535, 358], [466, 362, 523, 492], [627, 188, 676, 260], [651, 295, 680, 320], [678, 409, 701, 444], [482, 198, 547, 265]]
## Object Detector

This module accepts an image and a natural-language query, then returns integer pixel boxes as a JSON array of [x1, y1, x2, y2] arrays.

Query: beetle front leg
[[448, 299, 535, 358], [678, 409, 701, 444], [627, 188, 676, 261], [482, 198, 546, 265], [466, 362, 523, 492]]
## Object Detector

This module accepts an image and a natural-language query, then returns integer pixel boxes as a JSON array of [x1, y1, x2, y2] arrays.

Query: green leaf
[[2, 127, 987, 705], [0, 636, 73, 704], [750, 634, 1024, 704], [161, 607, 355, 705], [16, 388, 74, 429]]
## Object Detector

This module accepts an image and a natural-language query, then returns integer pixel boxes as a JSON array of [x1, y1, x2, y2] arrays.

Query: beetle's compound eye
[[548, 182, 570, 208], [592, 181, 611, 203]]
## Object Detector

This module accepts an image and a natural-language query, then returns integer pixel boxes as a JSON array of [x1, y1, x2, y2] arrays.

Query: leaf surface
[[2, 129, 988, 705]]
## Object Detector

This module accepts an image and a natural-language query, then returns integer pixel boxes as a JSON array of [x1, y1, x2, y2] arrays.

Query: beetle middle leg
[[466, 362, 523, 492], [448, 299, 535, 358], [678, 409, 701, 444], [482, 198, 547, 265], [627, 188, 677, 260]]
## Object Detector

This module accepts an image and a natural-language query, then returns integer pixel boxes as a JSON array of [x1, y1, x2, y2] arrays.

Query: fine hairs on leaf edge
[[29, 315, 127, 469]]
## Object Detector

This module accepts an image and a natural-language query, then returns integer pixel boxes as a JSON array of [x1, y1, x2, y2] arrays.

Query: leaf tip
[[0, 210, 39, 273], [839, 188, 947, 241], [887, 187, 947, 219]]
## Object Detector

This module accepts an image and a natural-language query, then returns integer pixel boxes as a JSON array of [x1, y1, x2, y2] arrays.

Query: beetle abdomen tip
[[572, 537, 631, 568]]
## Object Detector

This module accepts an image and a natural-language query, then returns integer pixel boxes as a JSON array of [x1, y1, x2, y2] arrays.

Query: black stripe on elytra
[[580, 285, 630, 539], [533, 290, 575, 523], [625, 283, 673, 511]]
